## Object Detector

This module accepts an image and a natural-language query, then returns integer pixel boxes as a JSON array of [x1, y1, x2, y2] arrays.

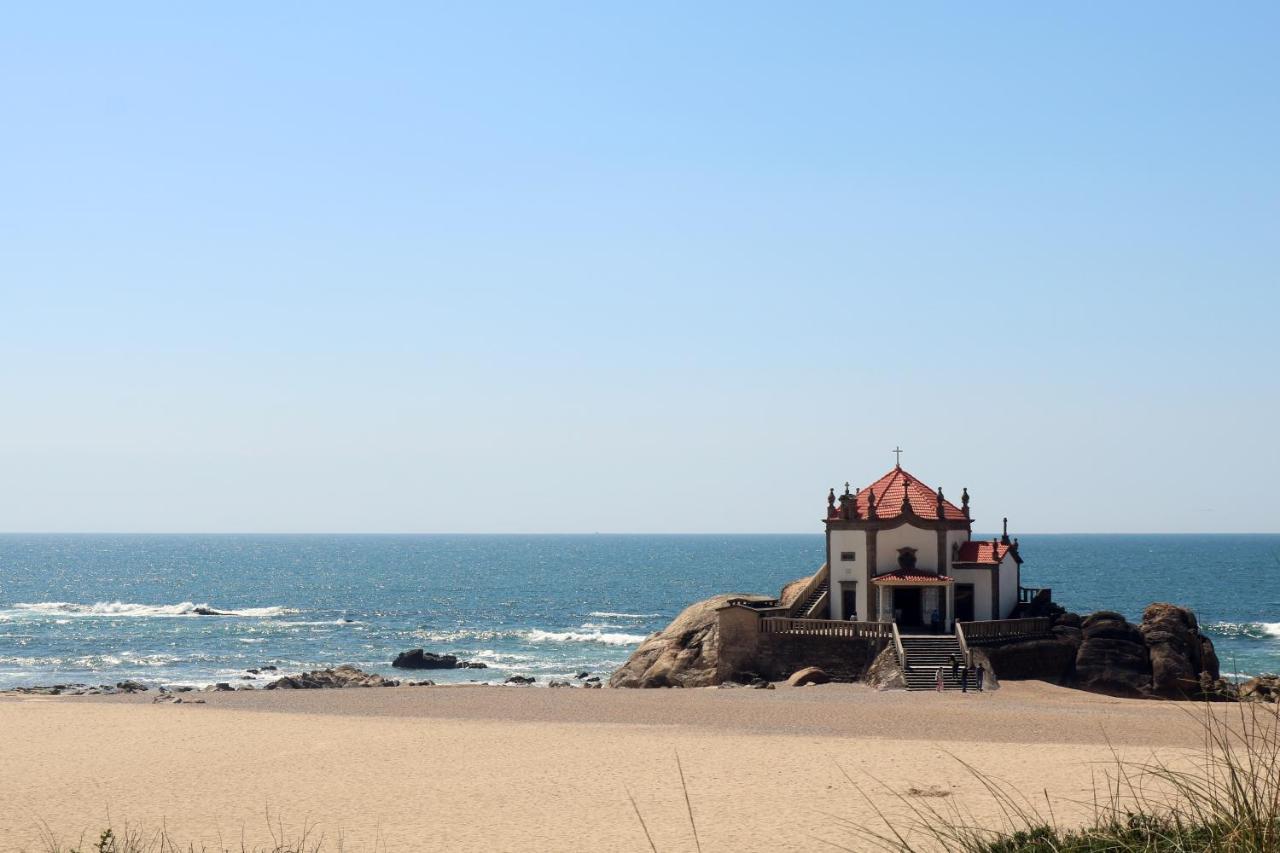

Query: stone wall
[[735, 634, 885, 682]]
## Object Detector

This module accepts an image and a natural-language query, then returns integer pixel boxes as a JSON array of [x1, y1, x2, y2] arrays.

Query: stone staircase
[[896, 634, 978, 691], [793, 578, 830, 619]]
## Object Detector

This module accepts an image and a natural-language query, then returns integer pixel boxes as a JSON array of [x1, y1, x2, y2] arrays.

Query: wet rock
[[505, 675, 536, 685], [548, 680, 572, 688], [575, 671, 590, 680], [116, 680, 149, 693], [584, 676, 600, 683], [456, 661, 488, 669], [406, 680, 436, 687], [392, 649, 458, 669]]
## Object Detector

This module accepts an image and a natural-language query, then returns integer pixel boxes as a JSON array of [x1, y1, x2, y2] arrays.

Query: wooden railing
[[786, 563, 831, 617], [955, 621, 971, 669], [891, 622, 907, 671], [760, 618, 893, 640], [958, 617, 1052, 644], [1019, 586, 1051, 604]]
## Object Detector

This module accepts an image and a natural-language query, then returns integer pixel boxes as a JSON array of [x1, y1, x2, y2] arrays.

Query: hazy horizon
[[3, 4, 1277, 535]]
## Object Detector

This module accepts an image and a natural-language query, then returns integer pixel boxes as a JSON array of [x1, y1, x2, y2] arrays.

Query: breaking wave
[[8, 601, 296, 618], [1206, 621, 1280, 640], [523, 629, 648, 646], [587, 611, 658, 619], [412, 626, 648, 647]]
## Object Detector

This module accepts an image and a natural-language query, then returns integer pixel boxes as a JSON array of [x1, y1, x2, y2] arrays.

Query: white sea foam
[[1206, 621, 1280, 639], [9, 601, 296, 618], [523, 628, 648, 646], [587, 611, 658, 619]]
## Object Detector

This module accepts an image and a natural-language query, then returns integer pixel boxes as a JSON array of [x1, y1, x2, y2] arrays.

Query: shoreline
[[0, 682, 1223, 852]]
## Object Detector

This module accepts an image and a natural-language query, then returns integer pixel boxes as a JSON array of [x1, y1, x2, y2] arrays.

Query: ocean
[[0, 533, 1277, 689]]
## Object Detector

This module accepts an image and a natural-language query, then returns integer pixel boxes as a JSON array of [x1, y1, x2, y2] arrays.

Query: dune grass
[[834, 700, 1280, 852], [35, 813, 380, 853]]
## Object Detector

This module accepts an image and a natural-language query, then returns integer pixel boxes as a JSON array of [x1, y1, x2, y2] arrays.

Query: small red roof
[[851, 467, 967, 521], [871, 569, 954, 584], [955, 540, 1011, 564]]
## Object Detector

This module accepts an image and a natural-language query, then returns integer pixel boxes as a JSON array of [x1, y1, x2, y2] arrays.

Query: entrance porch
[[871, 570, 954, 633]]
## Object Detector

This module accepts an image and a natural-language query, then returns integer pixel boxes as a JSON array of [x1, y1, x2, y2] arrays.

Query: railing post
[[955, 621, 971, 669]]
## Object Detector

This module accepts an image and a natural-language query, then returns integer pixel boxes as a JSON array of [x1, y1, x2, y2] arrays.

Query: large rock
[[1072, 612, 1151, 698], [392, 649, 458, 669], [786, 666, 830, 687], [1140, 603, 1219, 698], [265, 665, 398, 689], [609, 593, 770, 688], [864, 646, 906, 690]]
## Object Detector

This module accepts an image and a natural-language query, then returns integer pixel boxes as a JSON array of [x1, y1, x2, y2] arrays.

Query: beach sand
[[0, 681, 1216, 852]]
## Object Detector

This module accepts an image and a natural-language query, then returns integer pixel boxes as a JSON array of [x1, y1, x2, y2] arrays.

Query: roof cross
[[892, 446, 903, 467]]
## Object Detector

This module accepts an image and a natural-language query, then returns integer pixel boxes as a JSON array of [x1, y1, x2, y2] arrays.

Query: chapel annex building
[[824, 464, 1022, 631]]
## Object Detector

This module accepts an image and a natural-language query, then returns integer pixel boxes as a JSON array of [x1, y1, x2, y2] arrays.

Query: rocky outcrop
[[265, 665, 398, 689], [609, 593, 772, 688], [1141, 603, 1218, 698], [391, 649, 487, 669]]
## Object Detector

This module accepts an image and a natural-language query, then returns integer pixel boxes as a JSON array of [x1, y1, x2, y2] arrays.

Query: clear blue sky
[[2, 3, 1277, 533]]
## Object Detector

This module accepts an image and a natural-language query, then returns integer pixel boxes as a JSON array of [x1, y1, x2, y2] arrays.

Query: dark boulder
[[505, 675, 536, 685], [392, 649, 458, 669], [116, 680, 149, 693], [1073, 613, 1151, 697]]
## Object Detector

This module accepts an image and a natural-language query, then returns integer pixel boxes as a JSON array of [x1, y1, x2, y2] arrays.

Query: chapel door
[[954, 584, 975, 623]]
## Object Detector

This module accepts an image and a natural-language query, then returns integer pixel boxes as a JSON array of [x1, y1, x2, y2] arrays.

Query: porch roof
[[871, 569, 954, 584]]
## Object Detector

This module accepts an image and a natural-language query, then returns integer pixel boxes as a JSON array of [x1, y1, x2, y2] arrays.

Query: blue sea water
[[0, 534, 1277, 689]]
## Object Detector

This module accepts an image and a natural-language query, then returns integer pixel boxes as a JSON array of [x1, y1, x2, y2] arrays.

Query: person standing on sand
[[948, 653, 958, 682], [976, 664, 986, 692]]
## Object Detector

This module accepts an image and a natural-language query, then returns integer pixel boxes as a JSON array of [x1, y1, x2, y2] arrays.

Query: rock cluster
[[264, 665, 399, 689], [391, 648, 488, 670], [981, 603, 1227, 700]]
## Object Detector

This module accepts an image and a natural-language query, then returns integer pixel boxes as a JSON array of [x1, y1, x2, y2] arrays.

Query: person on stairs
[[948, 653, 958, 684]]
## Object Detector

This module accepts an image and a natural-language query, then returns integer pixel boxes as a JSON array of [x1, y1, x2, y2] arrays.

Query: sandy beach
[[0, 681, 1222, 853]]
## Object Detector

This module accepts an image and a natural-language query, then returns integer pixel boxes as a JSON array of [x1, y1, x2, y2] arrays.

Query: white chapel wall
[[875, 524, 938, 573], [951, 567, 992, 621], [828, 530, 867, 619]]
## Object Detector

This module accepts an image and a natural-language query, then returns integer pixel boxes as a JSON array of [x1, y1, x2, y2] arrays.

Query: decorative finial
[[893, 445, 903, 468], [1001, 517, 1010, 545], [828, 488, 836, 509], [936, 487, 945, 516], [867, 488, 877, 519], [844, 481, 851, 496], [901, 478, 912, 514]]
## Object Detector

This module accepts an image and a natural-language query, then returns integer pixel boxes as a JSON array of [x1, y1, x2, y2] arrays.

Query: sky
[[1, 3, 1277, 534]]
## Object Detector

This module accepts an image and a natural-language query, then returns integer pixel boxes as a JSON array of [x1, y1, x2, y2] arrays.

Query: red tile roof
[[871, 569, 954, 583], [954, 540, 1011, 564], [852, 467, 967, 521]]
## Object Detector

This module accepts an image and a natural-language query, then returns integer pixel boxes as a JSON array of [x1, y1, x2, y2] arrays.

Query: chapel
[[823, 456, 1022, 631]]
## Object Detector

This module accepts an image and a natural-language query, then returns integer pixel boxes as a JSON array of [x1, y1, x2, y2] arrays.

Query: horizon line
[[1, 530, 1279, 537]]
